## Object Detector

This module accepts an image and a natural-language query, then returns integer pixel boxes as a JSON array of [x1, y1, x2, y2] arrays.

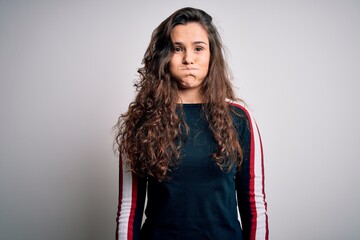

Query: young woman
[[115, 7, 268, 240]]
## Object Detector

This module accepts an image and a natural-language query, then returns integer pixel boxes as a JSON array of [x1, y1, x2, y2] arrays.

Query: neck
[[177, 88, 205, 104]]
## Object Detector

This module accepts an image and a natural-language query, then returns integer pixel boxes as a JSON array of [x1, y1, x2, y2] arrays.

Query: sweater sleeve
[[115, 152, 147, 240], [233, 104, 269, 240]]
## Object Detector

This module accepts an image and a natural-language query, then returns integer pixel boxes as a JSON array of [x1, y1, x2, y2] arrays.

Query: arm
[[235, 106, 269, 240], [116, 152, 147, 240]]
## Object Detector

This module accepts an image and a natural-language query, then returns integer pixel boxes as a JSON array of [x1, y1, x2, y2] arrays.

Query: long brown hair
[[115, 7, 243, 181]]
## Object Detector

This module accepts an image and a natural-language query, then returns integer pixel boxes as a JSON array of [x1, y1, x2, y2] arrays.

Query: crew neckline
[[177, 103, 205, 107]]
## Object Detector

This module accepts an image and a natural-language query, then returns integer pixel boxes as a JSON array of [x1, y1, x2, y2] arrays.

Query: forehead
[[171, 22, 209, 43]]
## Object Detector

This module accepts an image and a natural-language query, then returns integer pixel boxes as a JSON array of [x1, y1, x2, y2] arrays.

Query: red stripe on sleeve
[[244, 108, 258, 240], [116, 153, 124, 240], [127, 174, 138, 240]]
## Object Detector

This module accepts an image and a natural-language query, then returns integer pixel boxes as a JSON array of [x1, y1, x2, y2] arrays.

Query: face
[[169, 22, 210, 100]]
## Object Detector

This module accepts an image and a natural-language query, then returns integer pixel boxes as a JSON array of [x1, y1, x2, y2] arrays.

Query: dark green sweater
[[116, 102, 268, 240]]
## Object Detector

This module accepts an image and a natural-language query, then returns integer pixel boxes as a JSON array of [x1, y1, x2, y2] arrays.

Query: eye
[[194, 47, 204, 52], [174, 46, 183, 52]]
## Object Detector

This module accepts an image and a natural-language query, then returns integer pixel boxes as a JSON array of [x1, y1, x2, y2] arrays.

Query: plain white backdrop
[[1, 0, 359, 239]]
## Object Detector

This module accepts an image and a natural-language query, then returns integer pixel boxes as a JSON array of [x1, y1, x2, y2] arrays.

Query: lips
[[181, 67, 198, 70]]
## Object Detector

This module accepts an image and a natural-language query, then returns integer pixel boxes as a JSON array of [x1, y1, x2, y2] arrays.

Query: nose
[[182, 51, 194, 64]]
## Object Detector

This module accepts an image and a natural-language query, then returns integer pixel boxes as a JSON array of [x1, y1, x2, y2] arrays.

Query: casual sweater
[[116, 100, 269, 240]]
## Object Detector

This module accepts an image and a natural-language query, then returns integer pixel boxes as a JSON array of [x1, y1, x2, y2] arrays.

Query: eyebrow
[[173, 41, 208, 45]]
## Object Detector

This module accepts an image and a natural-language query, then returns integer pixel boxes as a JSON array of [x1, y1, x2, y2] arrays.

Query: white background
[[1, 0, 359, 239]]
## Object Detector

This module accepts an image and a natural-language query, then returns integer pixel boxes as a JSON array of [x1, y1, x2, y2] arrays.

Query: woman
[[115, 7, 268, 240]]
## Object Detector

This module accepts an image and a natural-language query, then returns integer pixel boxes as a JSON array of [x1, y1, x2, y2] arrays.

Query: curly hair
[[115, 7, 243, 181]]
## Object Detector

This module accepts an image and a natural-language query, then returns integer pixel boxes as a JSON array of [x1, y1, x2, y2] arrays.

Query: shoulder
[[225, 99, 259, 136], [225, 98, 254, 122]]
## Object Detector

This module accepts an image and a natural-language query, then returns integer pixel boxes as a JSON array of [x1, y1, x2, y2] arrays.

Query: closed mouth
[[181, 67, 198, 70]]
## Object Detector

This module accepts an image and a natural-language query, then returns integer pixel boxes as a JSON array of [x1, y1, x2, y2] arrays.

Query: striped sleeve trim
[[116, 153, 139, 240], [227, 99, 269, 240]]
